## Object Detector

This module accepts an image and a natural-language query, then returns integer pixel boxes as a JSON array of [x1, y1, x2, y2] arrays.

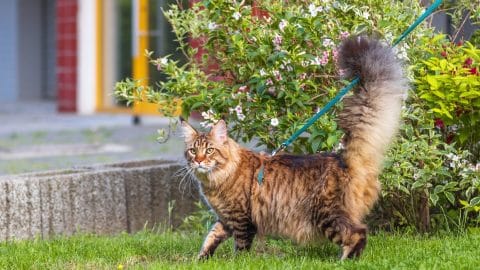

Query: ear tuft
[[210, 120, 228, 144], [179, 118, 198, 143]]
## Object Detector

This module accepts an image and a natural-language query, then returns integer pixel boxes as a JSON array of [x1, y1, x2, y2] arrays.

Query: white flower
[[237, 113, 246, 121], [322, 38, 334, 48], [160, 57, 168, 65], [279, 19, 288, 32], [308, 4, 318, 16], [273, 70, 282, 81], [260, 69, 267, 76], [235, 105, 243, 114], [199, 121, 214, 129], [308, 4, 323, 17], [362, 11, 370, 20], [335, 142, 344, 151], [207, 22, 218, 30], [270, 118, 279, 127], [201, 109, 217, 122], [233, 12, 241, 20]]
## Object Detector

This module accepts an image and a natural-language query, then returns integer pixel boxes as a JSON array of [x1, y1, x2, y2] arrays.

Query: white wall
[[77, 0, 97, 114]]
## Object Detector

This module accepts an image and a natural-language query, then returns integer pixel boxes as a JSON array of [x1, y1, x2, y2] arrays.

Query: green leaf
[[411, 181, 424, 190], [430, 193, 439, 206], [470, 197, 480, 206], [439, 59, 447, 70], [426, 75, 439, 90], [311, 137, 322, 153], [444, 191, 455, 205], [326, 135, 337, 147]]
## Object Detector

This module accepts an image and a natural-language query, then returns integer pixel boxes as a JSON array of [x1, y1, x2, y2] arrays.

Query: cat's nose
[[194, 155, 206, 163]]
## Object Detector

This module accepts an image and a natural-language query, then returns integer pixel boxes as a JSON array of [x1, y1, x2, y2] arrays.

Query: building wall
[[17, 0, 44, 101], [0, 0, 19, 102], [45, 0, 58, 100], [57, 0, 78, 112]]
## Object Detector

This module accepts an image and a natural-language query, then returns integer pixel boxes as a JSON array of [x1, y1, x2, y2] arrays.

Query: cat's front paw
[[197, 251, 212, 260]]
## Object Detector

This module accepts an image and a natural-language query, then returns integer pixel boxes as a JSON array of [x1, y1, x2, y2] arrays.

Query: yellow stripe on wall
[[95, 0, 104, 111]]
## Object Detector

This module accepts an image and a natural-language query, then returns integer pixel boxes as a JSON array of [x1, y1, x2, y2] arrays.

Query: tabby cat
[[180, 36, 407, 260]]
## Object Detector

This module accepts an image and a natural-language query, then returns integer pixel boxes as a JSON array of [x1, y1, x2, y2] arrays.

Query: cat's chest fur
[[198, 177, 254, 229]]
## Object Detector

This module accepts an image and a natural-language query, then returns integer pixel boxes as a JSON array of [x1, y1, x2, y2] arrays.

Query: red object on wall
[[56, 0, 78, 112]]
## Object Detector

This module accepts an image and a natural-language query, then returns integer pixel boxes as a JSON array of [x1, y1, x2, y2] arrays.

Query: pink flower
[[434, 118, 445, 129], [273, 70, 282, 81], [235, 105, 243, 114], [339, 31, 350, 40], [464, 57, 473, 67], [238, 85, 248, 92], [279, 20, 288, 32], [273, 34, 282, 49], [320, 51, 329, 65], [268, 87, 276, 94], [470, 67, 478, 75], [332, 48, 339, 62], [266, 78, 273, 85]]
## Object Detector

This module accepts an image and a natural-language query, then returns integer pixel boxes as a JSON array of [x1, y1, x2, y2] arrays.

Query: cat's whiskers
[[175, 166, 197, 196]]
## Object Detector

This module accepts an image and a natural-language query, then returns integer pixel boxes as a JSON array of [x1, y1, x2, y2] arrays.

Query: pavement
[[0, 101, 184, 175]]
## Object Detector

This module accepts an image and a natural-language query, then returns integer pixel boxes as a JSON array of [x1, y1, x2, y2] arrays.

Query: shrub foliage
[[115, 0, 480, 232]]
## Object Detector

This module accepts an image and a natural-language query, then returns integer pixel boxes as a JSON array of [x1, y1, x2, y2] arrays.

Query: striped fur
[[180, 36, 407, 260]]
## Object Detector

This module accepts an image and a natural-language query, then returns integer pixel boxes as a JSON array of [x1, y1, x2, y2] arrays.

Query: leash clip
[[271, 143, 286, 157]]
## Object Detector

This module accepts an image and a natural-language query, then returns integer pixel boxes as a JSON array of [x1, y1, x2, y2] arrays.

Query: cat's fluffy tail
[[337, 36, 407, 219]]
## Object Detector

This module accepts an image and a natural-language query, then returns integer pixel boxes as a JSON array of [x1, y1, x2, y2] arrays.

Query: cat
[[179, 36, 407, 260]]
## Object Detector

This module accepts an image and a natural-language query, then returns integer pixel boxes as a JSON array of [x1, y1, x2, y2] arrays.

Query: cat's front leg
[[233, 223, 256, 253], [198, 221, 232, 259]]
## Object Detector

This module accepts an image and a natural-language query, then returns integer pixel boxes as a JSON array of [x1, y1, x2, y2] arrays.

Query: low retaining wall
[[0, 159, 199, 241]]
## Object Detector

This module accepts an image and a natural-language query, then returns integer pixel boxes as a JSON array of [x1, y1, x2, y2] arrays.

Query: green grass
[[0, 230, 479, 269]]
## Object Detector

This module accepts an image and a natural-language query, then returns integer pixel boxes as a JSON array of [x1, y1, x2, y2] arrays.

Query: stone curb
[[0, 159, 198, 241]]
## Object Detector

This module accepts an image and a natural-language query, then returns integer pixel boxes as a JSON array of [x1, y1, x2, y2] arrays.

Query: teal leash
[[257, 0, 443, 185]]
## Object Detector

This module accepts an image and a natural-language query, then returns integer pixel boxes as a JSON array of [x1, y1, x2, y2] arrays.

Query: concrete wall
[[0, 159, 199, 241]]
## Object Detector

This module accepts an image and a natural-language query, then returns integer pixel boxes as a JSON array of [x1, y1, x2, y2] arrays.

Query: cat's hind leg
[[198, 221, 232, 259], [319, 213, 367, 260]]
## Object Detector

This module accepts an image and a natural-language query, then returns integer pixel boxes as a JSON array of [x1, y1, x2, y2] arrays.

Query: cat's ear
[[179, 117, 198, 143], [210, 119, 228, 144]]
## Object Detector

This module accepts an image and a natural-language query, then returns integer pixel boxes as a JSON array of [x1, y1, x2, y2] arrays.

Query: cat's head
[[179, 117, 235, 175]]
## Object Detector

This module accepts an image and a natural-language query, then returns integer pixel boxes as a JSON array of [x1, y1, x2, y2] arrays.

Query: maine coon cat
[[180, 36, 407, 260]]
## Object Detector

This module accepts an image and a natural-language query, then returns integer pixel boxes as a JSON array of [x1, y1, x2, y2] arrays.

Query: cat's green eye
[[206, 148, 215, 154], [189, 148, 196, 155]]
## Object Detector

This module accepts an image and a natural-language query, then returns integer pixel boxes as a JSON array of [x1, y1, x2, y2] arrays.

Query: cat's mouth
[[196, 167, 209, 173], [191, 164, 212, 174]]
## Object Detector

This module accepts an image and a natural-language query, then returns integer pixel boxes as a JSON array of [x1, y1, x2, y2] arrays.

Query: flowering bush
[[413, 35, 480, 161], [115, 0, 480, 232], [116, 0, 425, 152], [374, 96, 480, 232]]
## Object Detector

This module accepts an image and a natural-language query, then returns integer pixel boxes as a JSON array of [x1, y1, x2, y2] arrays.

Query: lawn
[[0, 230, 479, 269]]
